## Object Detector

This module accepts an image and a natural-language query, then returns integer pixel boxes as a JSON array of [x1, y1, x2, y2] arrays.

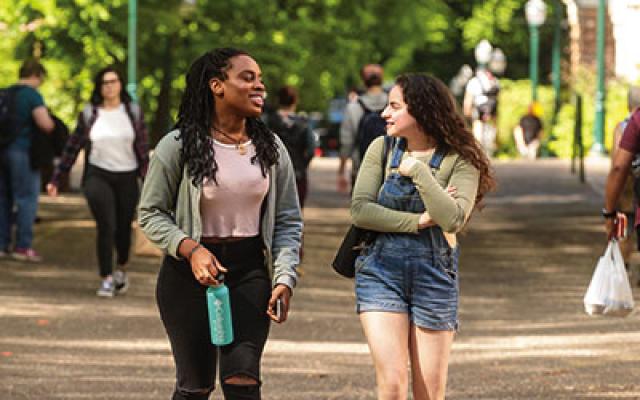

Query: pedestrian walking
[[513, 102, 544, 160], [138, 48, 302, 400], [47, 66, 149, 297], [604, 87, 640, 283], [338, 63, 388, 193], [0, 59, 55, 261], [351, 73, 495, 399], [264, 85, 315, 209]]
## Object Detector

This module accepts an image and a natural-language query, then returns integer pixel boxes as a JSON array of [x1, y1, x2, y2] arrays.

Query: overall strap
[[389, 137, 407, 169], [429, 147, 447, 170]]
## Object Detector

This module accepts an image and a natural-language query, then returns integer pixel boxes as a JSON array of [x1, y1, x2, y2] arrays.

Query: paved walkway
[[2, 157, 640, 400]]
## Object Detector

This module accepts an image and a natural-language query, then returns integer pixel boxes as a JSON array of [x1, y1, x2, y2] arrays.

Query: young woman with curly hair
[[138, 48, 302, 400], [351, 73, 495, 400]]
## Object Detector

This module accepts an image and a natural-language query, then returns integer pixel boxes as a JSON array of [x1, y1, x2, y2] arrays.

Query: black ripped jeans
[[157, 236, 271, 400]]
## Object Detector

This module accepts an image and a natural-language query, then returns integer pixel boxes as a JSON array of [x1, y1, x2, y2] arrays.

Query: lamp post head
[[475, 40, 493, 66], [525, 0, 547, 27]]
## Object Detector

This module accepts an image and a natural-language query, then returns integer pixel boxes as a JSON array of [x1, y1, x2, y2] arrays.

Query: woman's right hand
[[46, 183, 58, 197], [190, 246, 228, 286]]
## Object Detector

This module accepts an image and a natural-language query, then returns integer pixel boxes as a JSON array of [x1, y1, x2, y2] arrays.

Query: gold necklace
[[212, 127, 249, 155]]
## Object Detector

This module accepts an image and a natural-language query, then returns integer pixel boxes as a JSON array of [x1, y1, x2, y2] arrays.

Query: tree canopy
[[1, 0, 558, 143]]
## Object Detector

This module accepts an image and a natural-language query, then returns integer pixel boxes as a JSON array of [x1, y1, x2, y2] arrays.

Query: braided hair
[[396, 73, 496, 205], [175, 48, 279, 186]]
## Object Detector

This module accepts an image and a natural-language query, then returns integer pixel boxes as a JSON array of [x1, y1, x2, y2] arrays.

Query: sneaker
[[113, 270, 129, 294], [96, 279, 115, 298], [12, 248, 42, 262]]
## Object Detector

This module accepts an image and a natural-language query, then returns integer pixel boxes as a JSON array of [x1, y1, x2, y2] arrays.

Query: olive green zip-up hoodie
[[138, 130, 302, 290]]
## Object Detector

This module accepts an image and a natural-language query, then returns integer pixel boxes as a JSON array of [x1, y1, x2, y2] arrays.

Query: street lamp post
[[525, 0, 547, 102], [592, 0, 606, 155], [127, 0, 137, 102], [551, 0, 563, 124]]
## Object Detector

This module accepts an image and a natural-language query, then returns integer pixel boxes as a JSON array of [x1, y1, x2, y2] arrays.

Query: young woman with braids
[[350, 73, 495, 400], [138, 48, 302, 400]]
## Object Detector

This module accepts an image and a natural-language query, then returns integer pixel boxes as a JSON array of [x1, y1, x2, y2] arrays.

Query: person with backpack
[[0, 59, 55, 261], [46, 66, 149, 297], [338, 63, 388, 193], [351, 74, 495, 399], [463, 67, 500, 156], [604, 86, 640, 285], [265, 86, 315, 208]]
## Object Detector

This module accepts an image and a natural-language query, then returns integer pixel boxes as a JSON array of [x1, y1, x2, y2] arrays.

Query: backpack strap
[[357, 98, 372, 114]]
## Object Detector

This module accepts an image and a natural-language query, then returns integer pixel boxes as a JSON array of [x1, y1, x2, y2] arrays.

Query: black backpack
[[356, 99, 386, 160], [30, 113, 69, 169], [266, 112, 311, 179], [0, 86, 20, 148]]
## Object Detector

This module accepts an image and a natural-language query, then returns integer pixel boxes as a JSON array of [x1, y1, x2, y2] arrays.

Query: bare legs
[[360, 312, 455, 400]]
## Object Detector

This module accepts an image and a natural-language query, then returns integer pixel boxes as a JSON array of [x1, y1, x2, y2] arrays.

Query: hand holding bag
[[584, 240, 635, 317], [331, 136, 393, 278]]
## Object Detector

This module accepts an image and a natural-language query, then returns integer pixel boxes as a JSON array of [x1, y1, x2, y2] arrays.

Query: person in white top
[[47, 67, 149, 298]]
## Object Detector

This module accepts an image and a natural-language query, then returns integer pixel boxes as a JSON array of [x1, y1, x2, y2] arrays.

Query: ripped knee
[[221, 374, 261, 399], [223, 374, 258, 385]]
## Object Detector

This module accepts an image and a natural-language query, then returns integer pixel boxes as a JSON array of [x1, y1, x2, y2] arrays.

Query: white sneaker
[[96, 279, 115, 297], [113, 270, 129, 294]]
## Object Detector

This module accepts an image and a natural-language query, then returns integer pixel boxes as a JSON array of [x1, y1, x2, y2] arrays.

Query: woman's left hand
[[267, 284, 292, 323], [398, 157, 419, 176]]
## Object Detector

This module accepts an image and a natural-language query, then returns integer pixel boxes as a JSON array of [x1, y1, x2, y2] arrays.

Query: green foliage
[[547, 69, 630, 158], [0, 0, 587, 149]]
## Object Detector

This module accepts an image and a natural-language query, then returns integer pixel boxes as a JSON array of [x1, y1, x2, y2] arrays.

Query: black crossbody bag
[[331, 137, 447, 278], [331, 136, 393, 278]]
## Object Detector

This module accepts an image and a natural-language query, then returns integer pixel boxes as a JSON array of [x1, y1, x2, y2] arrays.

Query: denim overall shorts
[[355, 139, 460, 331]]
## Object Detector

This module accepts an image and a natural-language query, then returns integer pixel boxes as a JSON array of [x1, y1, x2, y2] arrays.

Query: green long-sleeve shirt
[[351, 136, 480, 234]]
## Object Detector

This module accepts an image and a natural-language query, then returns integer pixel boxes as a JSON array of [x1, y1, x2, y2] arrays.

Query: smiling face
[[210, 55, 265, 118], [381, 85, 419, 138]]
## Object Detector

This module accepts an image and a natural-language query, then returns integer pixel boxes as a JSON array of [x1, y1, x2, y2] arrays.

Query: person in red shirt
[[604, 104, 640, 241]]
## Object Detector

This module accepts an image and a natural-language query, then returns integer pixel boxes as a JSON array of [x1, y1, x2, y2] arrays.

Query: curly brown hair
[[396, 73, 496, 205]]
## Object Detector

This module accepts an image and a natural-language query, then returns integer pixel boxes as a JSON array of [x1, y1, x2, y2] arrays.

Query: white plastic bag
[[584, 240, 635, 317]]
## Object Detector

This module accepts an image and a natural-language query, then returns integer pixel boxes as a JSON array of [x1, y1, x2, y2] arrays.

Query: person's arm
[[47, 111, 89, 192], [605, 148, 633, 238], [338, 103, 357, 191], [351, 137, 422, 233], [268, 138, 304, 323], [270, 137, 303, 290], [132, 104, 150, 178], [399, 155, 479, 233], [513, 125, 526, 154], [304, 125, 316, 167], [32, 106, 55, 133], [137, 134, 190, 258]]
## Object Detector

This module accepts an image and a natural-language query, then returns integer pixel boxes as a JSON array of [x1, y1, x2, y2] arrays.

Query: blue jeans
[[0, 143, 40, 250]]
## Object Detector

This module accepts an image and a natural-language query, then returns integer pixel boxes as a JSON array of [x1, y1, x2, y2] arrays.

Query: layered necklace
[[212, 127, 250, 155]]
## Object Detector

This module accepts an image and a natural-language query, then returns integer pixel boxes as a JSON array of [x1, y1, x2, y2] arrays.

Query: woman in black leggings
[[138, 48, 303, 399], [48, 67, 149, 297]]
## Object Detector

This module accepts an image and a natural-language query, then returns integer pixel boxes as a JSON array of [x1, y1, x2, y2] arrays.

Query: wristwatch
[[601, 208, 617, 219]]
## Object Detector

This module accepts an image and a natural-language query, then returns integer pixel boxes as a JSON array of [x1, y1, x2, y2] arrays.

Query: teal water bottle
[[207, 280, 234, 346]]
